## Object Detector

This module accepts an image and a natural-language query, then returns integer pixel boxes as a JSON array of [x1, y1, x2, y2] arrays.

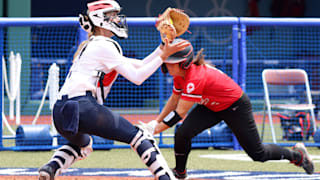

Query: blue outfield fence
[[0, 17, 319, 151]]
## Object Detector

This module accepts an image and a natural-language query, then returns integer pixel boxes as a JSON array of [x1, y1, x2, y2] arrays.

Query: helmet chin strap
[[114, 33, 127, 39], [110, 23, 127, 39]]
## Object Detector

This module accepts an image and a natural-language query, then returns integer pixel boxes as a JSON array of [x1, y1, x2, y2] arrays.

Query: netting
[[1, 19, 79, 150], [242, 18, 320, 145], [1, 17, 320, 151]]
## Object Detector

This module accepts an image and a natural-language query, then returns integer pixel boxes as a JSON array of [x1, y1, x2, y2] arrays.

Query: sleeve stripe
[[173, 86, 182, 92], [181, 93, 202, 99]]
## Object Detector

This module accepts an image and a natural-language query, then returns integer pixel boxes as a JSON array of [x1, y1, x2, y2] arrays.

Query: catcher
[[156, 7, 190, 43]]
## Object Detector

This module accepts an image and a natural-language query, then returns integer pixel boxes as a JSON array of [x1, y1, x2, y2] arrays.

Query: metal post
[[0, 28, 3, 149], [239, 24, 247, 91], [231, 23, 242, 150]]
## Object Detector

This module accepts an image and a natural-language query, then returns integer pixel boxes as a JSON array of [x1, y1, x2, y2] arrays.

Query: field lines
[[0, 168, 319, 180], [200, 153, 320, 163]]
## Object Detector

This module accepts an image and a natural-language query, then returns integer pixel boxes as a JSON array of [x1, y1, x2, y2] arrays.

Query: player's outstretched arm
[[126, 46, 162, 68], [154, 94, 195, 134], [115, 39, 190, 85]]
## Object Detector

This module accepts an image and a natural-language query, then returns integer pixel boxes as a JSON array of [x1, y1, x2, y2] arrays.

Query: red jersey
[[173, 64, 243, 112]]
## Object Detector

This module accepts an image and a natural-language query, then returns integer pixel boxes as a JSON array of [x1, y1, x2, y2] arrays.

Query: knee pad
[[130, 128, 176, 180]]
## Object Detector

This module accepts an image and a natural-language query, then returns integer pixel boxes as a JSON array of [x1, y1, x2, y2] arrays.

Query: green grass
[[0, 147, 319, 174], [0, 114, 318, 174]]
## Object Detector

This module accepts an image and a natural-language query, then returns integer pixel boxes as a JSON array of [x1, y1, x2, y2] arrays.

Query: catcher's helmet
[[161, 38, 194, 73], [85, 0, 128, 39]]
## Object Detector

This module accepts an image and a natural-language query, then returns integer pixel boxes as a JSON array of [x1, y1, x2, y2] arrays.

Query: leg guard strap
[[49, 144, 80, 176], [48, 136, 93, 177], [130, 128, 176, 180]]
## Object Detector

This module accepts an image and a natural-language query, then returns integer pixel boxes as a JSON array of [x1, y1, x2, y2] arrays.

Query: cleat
[[38, 163, 57, 180], [291, 143, 314, 174], [172, 168, 187, 179], [38, 171, 51, 180]]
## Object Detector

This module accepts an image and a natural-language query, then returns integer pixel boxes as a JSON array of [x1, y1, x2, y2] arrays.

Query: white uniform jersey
[[58, 35, 163, 104], [58, 35, 123, 100]]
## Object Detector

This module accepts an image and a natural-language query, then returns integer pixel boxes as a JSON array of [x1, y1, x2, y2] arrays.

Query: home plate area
[[0, 168, 320, 180]]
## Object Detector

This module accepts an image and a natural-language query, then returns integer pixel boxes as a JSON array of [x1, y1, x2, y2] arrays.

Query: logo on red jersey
[[186, 83, 195, 93]]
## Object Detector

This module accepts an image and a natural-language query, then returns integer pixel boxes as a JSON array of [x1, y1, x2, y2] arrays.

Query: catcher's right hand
[[156, 7, 190, 42]]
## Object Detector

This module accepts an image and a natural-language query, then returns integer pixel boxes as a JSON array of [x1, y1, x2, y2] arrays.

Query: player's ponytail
[[73, 32, 93, 61], [194, 48, 211, 66]]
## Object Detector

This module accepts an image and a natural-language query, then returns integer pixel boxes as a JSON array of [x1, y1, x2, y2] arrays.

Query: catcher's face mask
[[163, 38, 194, 71], [87, 0, 128, 39]]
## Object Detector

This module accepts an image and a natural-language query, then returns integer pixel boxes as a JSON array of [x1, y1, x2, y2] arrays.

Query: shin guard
[[48, 137, 93, 177], [130, 128, 176, 180], [49, 144, 80, 176]]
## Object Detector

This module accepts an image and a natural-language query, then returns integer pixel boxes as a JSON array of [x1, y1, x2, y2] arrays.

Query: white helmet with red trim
[[87, 0, 128, 39]]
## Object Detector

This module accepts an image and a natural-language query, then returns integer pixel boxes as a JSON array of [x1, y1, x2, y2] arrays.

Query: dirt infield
[[5, 114, 158, 125], [6, 113, 279, 125]]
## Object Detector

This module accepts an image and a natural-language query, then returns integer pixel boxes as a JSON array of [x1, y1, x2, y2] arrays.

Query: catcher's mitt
[[156, 7, 190, 42]]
